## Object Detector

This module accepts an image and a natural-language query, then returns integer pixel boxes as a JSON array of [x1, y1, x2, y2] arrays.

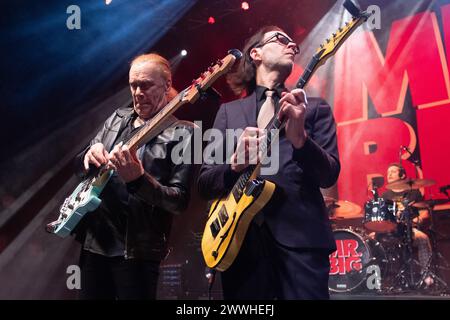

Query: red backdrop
[[286, 1, 450, 208]]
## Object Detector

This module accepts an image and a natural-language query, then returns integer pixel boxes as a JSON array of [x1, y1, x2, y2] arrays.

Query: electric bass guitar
[[47, 49, 242, 238], [201, 4, 371, 271]]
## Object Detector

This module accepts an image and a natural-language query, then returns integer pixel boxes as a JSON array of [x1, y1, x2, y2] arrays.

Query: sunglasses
[[256, 32, 300, 54]]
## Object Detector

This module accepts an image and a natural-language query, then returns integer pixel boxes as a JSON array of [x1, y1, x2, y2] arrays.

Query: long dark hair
[[226, 26, 284, 96]]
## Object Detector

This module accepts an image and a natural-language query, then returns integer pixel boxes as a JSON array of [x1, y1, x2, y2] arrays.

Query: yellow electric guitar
[[201, 2, 371, 271]]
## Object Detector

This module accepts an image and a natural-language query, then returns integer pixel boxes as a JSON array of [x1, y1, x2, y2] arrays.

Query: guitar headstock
[[183, 49, 242, 103], [315, 11, 371, 67]]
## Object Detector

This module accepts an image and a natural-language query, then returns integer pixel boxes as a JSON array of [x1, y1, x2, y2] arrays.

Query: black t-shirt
[[382, 189, 423, 203]]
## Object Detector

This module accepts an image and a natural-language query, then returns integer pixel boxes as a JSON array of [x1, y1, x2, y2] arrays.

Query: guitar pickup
[[210, 218, 221, 239], [232, 188, 240, 200], [218, 206, 229, 226]]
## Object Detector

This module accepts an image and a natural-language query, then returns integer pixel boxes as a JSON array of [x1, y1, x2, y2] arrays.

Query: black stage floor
[[331, 292, 450, 300]]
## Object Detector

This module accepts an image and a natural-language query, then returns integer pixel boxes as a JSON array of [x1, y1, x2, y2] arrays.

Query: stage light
[[180, 49, 187, 57], [208, 16, 215, 24], [241, 2, 249, 11], [105, 0, 112, 5]]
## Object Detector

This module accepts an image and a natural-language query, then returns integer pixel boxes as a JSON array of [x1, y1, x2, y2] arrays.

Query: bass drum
[[329, 228, 391, 293]]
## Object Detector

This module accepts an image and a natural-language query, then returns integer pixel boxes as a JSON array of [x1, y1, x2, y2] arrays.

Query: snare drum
[[363, 198, 397, 233]]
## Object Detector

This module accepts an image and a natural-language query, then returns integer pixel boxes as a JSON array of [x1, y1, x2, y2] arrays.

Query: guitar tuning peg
[[332, 33, 336, 37], [216, 59, 223, 66], [320, 44, 324, 49], [326, 38, 330, 43], [200, 73, 206, 79], [346, 22, 350, 26], [208, 66, 214, 73], [339, 27, 343, 32]]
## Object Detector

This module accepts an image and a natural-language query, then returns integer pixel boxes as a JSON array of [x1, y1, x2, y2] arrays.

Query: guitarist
[[197, 26, 340, 299], [73, 53, 195, 299]]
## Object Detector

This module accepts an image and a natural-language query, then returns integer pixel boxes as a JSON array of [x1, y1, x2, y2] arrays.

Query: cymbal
[[330, 200, 363, 219], [385, 178, 436, 191], [323, 196, 337, 207], [383, 194, 405, 202], [412, 199, 450, 209]]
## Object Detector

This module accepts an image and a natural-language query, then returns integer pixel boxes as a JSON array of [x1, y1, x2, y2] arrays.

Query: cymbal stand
[[416, 206, 450, 292], [390, 198, 422, 291]]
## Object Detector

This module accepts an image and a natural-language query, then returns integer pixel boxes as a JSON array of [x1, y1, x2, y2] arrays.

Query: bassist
[[73, 53, 195, 299]]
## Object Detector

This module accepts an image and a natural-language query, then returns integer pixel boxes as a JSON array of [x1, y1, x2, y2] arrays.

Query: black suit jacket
[[197, 92, 340, 250]]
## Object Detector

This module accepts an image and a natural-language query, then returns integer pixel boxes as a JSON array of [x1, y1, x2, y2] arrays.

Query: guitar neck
[[125, 90, 186, 151], [230, 52, 325, 200], [231, 52, 322, 198], [296, 52, 323, 89], [296, 11, 369, 89], [124, 52, 242, 152], [230, 111, 285, 200], [228, 3, 371, 201]]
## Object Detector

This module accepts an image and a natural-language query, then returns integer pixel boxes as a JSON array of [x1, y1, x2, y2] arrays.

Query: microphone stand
[[394, 146, 422, 290], [401, 146, 421, 179], [205, 267, 217, 300]]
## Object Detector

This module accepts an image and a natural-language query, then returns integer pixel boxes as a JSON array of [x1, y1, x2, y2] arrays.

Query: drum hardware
[[361, 176, 450, 293], [330, 168, 450, 294], [386, 146, 431, 290], [392, 199, 423, 291], [412, 199, 450, 209], [415, 202, 450, 292], [388, 196, 449, 293], [411, 183, 450, 291], [415, 235, 449, 292]]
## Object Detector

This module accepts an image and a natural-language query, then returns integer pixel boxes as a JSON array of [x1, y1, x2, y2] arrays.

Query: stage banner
[[286, 0, 450, 207]]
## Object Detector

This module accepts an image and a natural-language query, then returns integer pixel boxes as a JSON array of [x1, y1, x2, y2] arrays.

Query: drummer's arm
[[418, 209, 430, 224], [412, 209, 430, 225]]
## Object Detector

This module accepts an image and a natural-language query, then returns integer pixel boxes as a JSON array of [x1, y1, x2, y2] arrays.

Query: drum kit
[[327, 177, 450, 294]]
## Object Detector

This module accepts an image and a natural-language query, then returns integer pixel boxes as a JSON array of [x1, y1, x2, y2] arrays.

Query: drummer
[[378, 163, 434, 286]]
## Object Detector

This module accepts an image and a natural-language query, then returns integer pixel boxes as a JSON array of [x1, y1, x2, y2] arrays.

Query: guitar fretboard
[[125, 90, 186, 151]]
